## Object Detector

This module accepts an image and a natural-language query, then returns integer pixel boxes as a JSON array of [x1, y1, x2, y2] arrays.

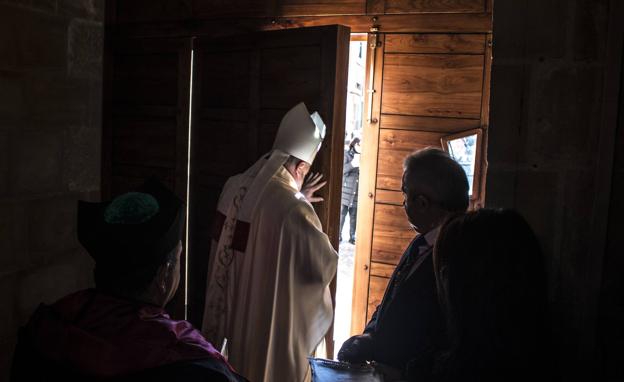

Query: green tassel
[[104, 192, 159, 224]]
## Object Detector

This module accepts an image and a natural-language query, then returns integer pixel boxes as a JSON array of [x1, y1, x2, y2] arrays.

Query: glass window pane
[[446, 134, 478, 196]]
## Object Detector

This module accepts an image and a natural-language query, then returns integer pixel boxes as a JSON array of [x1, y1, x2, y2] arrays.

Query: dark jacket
[[341, 148, 359, 207], [364, 236, 444, 373]]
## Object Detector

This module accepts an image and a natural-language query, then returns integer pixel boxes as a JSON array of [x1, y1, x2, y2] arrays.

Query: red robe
[[12, 289, 245, 381]]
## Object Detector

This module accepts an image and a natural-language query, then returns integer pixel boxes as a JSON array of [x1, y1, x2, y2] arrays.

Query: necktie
[[390, 235, 428, 299]]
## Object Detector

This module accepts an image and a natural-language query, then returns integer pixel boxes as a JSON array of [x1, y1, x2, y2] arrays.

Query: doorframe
[[349, 30, 494, 335], [351, 32, 385, 335]]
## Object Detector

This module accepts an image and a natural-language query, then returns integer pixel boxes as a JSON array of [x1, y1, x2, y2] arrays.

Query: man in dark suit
[[338, 148, 469, 379]]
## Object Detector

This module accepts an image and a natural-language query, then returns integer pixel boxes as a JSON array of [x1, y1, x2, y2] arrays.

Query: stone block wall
[[0, 1, 103, 379], [487, 0, 622, 380]]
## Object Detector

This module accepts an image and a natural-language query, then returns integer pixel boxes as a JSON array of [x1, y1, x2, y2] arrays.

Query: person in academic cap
[[11, 178, 246, 382], [202, 103, 338, 382]]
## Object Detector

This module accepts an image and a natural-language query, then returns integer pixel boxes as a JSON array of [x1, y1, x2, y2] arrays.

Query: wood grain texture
[[112, 117, 177, 168], [375, 188, 403, 205], [321, 25, 351, 359], [108, 39, 190, 198], [370, 261, 396, 278], [260, 45, 322, 108], [367, 275, 389, 322], [371, 203, 414, 264], [112, 54, 179, 106], [111, 0, 493, 24], [193, 0, 276, 17], [113, 13, 493, 38], [384, 0, 485, 14], [197, 51, 252, 110], [366, 0, 385, 14], [116, 0, 192, 23], [380, 114, 480, 132], [376, 129, 444, 190], [277, 0, 366, 16], [264, 13, 492, 33], [105, 37, 192, 319], [384, 33, 485, 54], [378, 128, 446, 151], [382, 53, 484, 118], [477, 33, 492, 207], [351, 33, 384, 335]]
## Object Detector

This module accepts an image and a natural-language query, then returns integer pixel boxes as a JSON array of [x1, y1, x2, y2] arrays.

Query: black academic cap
[[77, 178, 184, 273]]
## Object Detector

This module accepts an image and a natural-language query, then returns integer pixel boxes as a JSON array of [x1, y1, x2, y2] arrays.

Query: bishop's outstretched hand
[[301, 172, 327, 203]]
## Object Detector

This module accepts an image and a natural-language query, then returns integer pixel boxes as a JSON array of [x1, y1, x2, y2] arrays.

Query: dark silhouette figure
[[428, 208, 551, 382], [340, 137, 360, 244]]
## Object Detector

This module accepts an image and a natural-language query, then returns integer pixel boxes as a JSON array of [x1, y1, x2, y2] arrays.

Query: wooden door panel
[[277, 0, 366, 17], [193, 0, 272, 17], [380, 114, 480, 133], [199, 51, 252, 109], [383, 0, 485, 14], [367, 275, 390, 322], [107, 40, 190, 193], [104, 38, 192, 319], [381, 54, 484, 118], [375, 189, 403, 206], [260, 46, 323, 109], [379, 129, 444, 151], [115, 0, 192, 22], [384, 33, 485, 54], [189, 26, 350, 339], [371, 203, 414, 264], [112, 118, 177, 168], [352, 31, 491, 335], [370, 261, 396, 278], [193, 120, 252, 177]]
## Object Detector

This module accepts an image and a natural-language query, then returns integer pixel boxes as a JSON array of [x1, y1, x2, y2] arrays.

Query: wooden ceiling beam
[[112, 13, 493, 39]]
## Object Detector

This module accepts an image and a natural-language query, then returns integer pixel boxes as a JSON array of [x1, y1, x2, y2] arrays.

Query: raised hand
[[301, 172, 327, 203]]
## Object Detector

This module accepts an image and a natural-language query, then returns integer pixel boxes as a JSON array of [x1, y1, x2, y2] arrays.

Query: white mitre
[[272, 102, 326, 164]]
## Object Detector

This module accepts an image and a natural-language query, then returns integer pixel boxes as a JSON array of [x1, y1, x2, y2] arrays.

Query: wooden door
[[187, 26, 350, 354], [102, 37, 192, 319], [351, 32, 492, 333]]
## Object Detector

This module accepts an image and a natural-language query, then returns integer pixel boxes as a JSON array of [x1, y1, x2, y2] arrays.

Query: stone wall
[[487, 0, 622, 380], [0, 0, 103, 379]]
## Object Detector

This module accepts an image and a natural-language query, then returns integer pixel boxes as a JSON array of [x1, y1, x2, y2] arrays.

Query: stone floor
[[332, 226, 356, 358]]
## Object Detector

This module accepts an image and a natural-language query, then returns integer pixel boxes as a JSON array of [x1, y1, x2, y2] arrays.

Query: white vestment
[[202, 151, 338, 382]]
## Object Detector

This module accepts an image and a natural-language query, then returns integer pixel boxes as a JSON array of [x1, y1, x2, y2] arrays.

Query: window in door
[[441, 128, 484, 203]]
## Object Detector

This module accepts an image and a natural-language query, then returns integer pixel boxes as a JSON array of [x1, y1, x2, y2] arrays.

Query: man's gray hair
[[403, 147, 469, 212]]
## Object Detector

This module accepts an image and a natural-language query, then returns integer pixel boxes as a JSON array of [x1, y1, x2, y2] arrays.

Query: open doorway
[[332, 33, 368, 357]]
